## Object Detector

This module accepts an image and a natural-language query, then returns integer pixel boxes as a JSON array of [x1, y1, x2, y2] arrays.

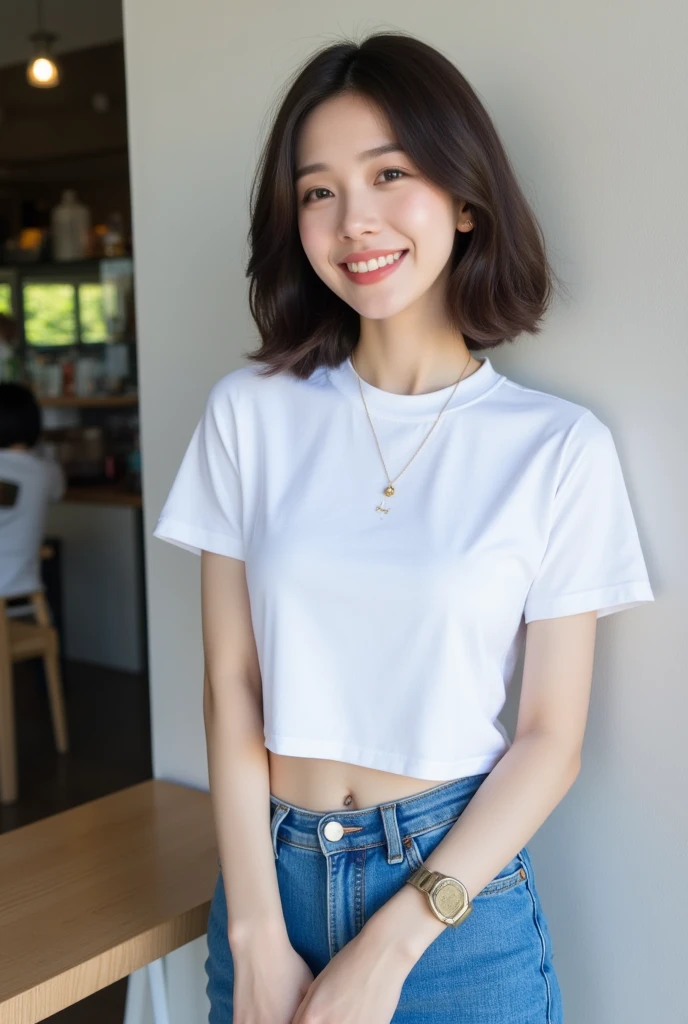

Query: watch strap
[[407, 866, 442, 893], [406, 865, 473, 927]]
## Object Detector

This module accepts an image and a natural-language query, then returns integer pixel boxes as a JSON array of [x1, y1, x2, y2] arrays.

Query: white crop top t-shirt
[[153, 355, 655, 780]]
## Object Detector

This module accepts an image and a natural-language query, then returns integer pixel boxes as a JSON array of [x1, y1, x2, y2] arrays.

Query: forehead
[[295, 93, 394, 164]]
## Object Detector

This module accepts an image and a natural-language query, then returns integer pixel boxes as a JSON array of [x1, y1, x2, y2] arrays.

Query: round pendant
[[384, 485, 395, 497]]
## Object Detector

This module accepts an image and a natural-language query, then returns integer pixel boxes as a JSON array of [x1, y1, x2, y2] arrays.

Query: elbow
[[202, 673, 215, 724], [567, 750, 582, 784], [555, 743, 582, 788], [519, 730, 582, 786]]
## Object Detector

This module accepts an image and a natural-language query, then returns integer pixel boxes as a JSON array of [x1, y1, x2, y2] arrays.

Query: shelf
[[0, 257, 132, 273], [39, 393, 138, 408], [62, 485, 142, 508]]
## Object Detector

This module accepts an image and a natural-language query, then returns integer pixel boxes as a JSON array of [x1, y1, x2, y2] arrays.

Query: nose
[[336, 190, 381, 241]]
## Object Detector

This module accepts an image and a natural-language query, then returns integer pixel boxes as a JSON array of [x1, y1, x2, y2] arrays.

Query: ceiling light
[[26, 0, 61, 89]]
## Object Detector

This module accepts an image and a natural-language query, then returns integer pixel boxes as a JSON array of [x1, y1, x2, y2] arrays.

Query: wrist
[[362, 880, 447, 965], [228, 915, 290, 952]]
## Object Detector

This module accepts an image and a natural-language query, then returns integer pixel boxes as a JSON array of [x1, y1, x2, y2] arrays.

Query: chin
[[353, 296, 418, 320]]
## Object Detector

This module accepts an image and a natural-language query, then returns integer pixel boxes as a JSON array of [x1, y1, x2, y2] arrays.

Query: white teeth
[[345, 250, 405, 273]]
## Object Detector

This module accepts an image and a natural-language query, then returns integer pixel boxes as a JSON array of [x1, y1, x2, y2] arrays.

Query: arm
[[38, 450, 65, 502], [361, 608, 598, 965], [201, 549, 288, 949]]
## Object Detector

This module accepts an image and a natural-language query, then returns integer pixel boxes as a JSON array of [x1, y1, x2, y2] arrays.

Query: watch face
[[433, 879, 465, 920]]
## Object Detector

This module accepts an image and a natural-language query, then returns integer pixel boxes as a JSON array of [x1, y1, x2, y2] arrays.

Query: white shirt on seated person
[[0, 443, 65, 600]]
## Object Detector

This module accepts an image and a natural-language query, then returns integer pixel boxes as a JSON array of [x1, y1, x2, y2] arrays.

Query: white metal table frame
[[123, 957, 171, 1024]]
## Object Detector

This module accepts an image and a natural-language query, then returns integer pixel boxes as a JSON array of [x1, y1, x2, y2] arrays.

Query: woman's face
[[294, 92, 469, 322]]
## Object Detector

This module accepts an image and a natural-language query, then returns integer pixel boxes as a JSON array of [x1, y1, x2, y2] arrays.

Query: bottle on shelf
[[51, 189, 92, 261], [61, 351, 76, 396], [103, 213, 126, 258]]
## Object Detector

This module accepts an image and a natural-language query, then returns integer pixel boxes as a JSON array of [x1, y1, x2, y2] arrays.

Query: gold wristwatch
[[405, 866, 473, 927]]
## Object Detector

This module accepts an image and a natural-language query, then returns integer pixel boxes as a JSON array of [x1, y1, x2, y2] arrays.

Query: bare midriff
[[267, 749, 447, 813]]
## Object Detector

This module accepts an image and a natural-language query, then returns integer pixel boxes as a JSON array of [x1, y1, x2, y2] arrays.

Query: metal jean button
[[323, 820, 344, 841]]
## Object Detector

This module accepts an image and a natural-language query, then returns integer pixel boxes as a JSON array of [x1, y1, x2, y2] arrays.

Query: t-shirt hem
[[524, 580, 655, 623], [153, 516, 245, 560], [263, 732, 508, 781]]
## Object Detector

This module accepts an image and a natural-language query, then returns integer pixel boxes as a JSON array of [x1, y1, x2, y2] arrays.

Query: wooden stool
[[0, 589, 69, 804]]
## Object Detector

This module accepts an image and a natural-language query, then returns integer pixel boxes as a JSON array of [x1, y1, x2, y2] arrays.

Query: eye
[[299, 167, 408, 205], [379, 168, 406, 183], [300, 186, 333, 205]]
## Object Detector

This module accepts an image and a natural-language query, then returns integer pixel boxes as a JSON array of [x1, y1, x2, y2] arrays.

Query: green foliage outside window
[[22, 281, 110, 346], [23, 283, 77, 345], [0, 283, 12, 316], [79, 283, 109, 342]]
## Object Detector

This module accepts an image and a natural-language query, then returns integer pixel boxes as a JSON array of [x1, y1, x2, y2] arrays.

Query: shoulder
[[0, 449, 62, 487], [204, 360, 323, 417], [0, 449, 43, 475], [496, 370, 612, 450], [204, 362, 265, 406]]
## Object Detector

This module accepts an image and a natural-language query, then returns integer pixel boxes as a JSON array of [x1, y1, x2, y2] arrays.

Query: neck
[[351, 266, 484, 394], [351, 330, 481, 397]]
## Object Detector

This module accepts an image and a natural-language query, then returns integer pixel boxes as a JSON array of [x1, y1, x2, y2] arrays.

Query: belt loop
[[270, 804, 290, 859], [379, 804, 404, 864]]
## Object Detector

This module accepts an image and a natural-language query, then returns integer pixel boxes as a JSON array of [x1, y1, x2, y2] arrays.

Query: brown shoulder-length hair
[[243, 31, 561, 380]]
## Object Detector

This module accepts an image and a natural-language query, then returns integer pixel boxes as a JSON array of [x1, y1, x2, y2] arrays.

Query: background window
[[21, 280, 119, 346], [23, 282, 77, 346], [78, 282, 110, 343], [0, 282, 12, 316]]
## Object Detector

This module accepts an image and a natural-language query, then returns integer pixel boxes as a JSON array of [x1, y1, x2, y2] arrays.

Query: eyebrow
[[294, 143, 406, 182]]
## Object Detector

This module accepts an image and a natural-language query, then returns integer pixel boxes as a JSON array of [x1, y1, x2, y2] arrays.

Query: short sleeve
[[153, 377, 245, 559], [46, 457, 65, 502], [524, 411, 655, 623]]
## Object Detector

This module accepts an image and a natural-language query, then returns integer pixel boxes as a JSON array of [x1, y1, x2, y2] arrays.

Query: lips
[[338, 249, 409, 285]]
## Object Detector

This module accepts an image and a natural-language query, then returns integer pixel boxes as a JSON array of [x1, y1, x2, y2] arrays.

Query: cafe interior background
[[0, 0, 681, 1022], [0, 0, 151, 990]]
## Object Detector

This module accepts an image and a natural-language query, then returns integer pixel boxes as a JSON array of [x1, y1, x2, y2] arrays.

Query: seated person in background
[[0, 383, 65, 600], [0, 313, 21, 383]]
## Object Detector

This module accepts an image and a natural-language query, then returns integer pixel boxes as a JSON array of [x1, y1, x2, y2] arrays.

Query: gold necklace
[[350, 349, 473, 517]]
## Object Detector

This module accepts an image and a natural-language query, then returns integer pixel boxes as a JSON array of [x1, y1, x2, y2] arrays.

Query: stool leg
[[0, 632, 17, 804], [43, 631, 68, 753], [31, 590, 52, 627], [147, 958, 171, 1024]]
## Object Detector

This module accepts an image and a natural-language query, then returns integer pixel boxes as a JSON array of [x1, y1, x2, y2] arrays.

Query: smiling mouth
[[338, 250, 409, 284]]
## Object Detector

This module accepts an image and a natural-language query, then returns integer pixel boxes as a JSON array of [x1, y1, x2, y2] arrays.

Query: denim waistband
[[268, 772, 490, 864]]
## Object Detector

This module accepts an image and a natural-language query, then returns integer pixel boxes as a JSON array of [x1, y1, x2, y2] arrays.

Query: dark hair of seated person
[[0, 382, 41, 449]]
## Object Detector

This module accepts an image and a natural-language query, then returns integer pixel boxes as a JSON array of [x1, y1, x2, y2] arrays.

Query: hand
[[232, 935, 314, 1024], [289, 929, 413, 1024]]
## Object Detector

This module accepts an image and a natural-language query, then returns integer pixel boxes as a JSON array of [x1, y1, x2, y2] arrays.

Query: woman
[[154, 32, 655, 1024]]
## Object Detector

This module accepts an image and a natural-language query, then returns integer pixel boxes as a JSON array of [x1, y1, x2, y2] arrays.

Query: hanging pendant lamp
[[26, 0, 61, 89]]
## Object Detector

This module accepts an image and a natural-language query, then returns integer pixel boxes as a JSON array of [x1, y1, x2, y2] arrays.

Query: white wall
[[123, 2, 686, 1021]]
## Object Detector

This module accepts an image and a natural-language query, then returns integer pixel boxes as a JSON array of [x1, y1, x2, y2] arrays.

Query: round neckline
[[326, 354, 504, 420]]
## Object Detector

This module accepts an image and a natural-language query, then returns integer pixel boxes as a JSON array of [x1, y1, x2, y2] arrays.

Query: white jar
[[51, 189, 91, 261]]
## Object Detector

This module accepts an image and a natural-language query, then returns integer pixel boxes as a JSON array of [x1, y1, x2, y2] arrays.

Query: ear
[[455, 199, 474, 232]]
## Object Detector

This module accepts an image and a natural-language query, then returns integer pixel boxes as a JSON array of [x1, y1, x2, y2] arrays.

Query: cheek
[[394, 189, 455, 240]]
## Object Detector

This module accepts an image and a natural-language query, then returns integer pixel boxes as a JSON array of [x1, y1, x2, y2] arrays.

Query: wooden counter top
[[0, 780, 218, 1022]]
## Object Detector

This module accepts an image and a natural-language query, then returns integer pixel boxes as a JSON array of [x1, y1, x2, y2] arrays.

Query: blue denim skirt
[[205, 771, 563, 1022]]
